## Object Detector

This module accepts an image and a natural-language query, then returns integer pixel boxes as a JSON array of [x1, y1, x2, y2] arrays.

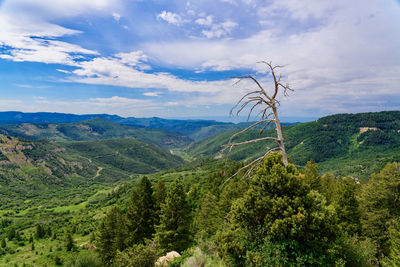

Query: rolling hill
[[0, 135, 184, 212], [185, 111, 400, 179], [0, 118, 191, 148]]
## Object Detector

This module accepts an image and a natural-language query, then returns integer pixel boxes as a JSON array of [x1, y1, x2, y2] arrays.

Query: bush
[[115, 242, 160, 267], [65, 251, 102, 267]]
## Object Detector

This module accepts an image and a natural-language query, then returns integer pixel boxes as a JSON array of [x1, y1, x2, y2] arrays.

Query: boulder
[[155, 251, 181, 267]]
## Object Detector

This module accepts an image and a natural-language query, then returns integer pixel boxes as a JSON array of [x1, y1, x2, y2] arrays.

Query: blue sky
[[0, 0, 399, 120]]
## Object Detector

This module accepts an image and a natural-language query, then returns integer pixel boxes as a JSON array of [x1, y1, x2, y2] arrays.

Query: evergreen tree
[[303, 159, 321, 191], [31, 241, 35, 251], [7, 228, 15, 241], [126, 176, 155, 245], [359, 162, 400, 255], [97, 206, 127, 265], [153, 179, 167, 225], [333, 176, 361, 235], [35, 224, 45, 239], [1, 239, 6, 248], [155, 178, 192, 252], [217, 153, 338, 266], [382, 218, 400, 266], [196, 192, 221, 238], [15, 231, 22, 242], [66, 232, 75, 251]]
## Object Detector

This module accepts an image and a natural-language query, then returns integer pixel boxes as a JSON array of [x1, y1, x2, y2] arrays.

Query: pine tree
[[15, 231, 22, 242], [153, 179, 167, 225], [303, 159, 321, 191], [196, 192, 221, 238], [126, 176, 156, 245], [7, 228, 15, 241], [359, 162, 400, 256], [97, 206, 127, 265], [155, 178, 192, 252], [35, 224, 45, 239], [333, 176, 361, 235], [31, 241, 35, 251], [66, 232, 75, 251], [383, 218, 400, 266], [1, 239, 6, 248]]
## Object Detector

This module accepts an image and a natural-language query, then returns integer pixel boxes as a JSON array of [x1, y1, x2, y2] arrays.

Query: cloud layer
[[0, 0, 399, 118]]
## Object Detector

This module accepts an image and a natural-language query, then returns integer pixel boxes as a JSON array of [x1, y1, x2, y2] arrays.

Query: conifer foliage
[[155, 178, 192, 252], [126, 176, 156, 246]]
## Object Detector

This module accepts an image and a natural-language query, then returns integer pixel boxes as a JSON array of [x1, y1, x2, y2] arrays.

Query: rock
[[155, 251, 181, 267]]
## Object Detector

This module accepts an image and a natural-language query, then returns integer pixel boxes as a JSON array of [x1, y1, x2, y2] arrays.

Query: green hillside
[[0, 135, 184, 213], [0, 118, 191, 148], [186, 111, 400, 179]]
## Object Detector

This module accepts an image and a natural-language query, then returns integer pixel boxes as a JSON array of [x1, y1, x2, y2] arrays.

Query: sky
[[0, 0, 399, 120]]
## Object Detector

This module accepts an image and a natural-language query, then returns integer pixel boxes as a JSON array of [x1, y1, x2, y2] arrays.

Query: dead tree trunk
[[223, 61, 292, 178]]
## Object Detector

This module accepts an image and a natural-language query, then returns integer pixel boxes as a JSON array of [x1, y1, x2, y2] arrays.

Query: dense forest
[[0, 111, 399, 266]]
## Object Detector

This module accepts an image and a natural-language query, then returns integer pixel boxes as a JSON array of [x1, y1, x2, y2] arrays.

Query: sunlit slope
[[0, 135, 184, 211], [186, 111, 400, 178], [0, 118, 191, 148]]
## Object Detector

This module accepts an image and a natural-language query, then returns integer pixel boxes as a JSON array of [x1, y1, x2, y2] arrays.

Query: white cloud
[[0, 3, 98, 65], [114, 50, 148, 67], [197, 17, 238, 38], [157, 11, 182, 25], [137, 0, 400, 115], [56, 69, 72, 74], [143, 92, 160, 97], [112, 12, 121, 22], [195, 15, 213, 26], [89, 96, 150, 106]]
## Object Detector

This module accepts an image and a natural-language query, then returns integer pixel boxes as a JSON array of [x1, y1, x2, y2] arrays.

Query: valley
[[0, 111, 399, 266]]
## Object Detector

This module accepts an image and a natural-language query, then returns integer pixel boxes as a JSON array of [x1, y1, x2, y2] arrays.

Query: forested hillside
[[0, 118, 191, 148], [0, 111, 399, 266], [186, 111, 400, 179]]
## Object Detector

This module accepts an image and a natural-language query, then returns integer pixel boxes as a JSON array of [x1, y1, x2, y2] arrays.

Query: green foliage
[[65, 251, 102, 267], [97, 206, 127, 265], [155, 178, 192, 252], [35, 224, 46, 239], [217, 153, 338, 266], [359, 162, 400, 255], [65, 232, 75, 251], [0, 118, 192, 148], [332, 177, 362, 235], [196, 192, 221, 239], [126, 176, 156, 245], [115, 241, 159, 267], [153, 179, 167, 225], [180, 248, 227, 267], [334, 234, 377, 267], [382, 218, 400, 266], [186, 111, 400, 179]]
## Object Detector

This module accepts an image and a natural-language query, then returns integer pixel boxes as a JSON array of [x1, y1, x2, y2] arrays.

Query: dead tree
[[222, 61, 292, 178]]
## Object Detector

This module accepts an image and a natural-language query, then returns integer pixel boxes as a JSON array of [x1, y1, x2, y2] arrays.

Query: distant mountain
[[0, 118, 191, 148], [0, 111, 122, 125], [186, 111, 400, 179], [0, 112, 248, 141]]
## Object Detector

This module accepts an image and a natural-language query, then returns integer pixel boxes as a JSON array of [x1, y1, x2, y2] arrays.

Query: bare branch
[[222, 136, 278, 148], [224, 61, 291, 176], [230, 90, 261, 116], [220, 147, 280, 187], [231, 75, 272, 101], [258, 120, 274, 136], [228, 118, 275, 144]]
